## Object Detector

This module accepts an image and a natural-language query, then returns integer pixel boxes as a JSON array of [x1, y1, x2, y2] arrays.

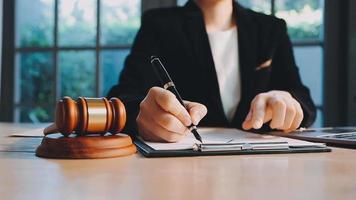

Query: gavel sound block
[[36, 97, 137, 159]]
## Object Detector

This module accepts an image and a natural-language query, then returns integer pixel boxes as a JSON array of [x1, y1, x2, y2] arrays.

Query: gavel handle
[[43, 123, 58, 135]]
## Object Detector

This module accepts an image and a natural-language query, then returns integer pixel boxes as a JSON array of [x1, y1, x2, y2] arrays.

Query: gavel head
[[55, 97, 126, 136]]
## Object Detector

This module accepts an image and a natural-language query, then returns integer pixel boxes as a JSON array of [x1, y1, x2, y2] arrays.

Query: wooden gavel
[[44, 97, 126, 136]]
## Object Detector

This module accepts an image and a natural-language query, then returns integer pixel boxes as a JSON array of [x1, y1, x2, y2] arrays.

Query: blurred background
[[0, 0, 355, 127]]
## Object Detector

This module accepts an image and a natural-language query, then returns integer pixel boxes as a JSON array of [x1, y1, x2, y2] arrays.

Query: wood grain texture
[[1, 123, 356, 200]]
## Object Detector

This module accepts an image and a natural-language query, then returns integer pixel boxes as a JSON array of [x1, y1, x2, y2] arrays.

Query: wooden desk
[[0, 123, 356, 200]]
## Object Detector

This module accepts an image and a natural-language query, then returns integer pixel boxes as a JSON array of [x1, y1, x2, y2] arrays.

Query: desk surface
[[0, 123, 356, 200]]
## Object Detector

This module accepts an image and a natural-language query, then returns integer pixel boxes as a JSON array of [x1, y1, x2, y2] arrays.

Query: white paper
[[143, 127, 325, 151], [9, 128, 44, 137]]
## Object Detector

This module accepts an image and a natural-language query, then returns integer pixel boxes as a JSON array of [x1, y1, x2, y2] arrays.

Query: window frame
[[323, 0, 356, 126], [0, 0, 15, 122], [1, 0, 161, 122]]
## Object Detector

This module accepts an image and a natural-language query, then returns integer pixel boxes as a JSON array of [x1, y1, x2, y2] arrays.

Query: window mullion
[[271, 0, 275, 15], [96, 0, 101, 96], [0, 0, 15, 121], [54, 0, 59, 102]]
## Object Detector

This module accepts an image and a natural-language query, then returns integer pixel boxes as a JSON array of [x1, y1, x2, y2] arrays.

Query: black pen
[[150, 55, 203, 143]]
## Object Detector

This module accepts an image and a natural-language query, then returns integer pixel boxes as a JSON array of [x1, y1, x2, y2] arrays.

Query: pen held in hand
[[150, 55, 203, 143]]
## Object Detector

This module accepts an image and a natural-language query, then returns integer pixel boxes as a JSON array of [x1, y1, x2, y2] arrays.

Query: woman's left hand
[[242, 90, 304, 133]]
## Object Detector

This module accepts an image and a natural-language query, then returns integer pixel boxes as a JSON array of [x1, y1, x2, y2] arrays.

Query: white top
[[207, 27, 241, 121]]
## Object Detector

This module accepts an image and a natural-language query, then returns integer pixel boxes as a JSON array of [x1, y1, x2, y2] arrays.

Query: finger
[[243, 100, 272, 130], [285, 100, 304, 133], [268, 96, 287, 129], [184, 101, 208, 125], [152, 87, 192, 126], [242, 110, 253, 130], [137, 113, 163, 142], [250, 94, 267, 129], [137, 111, 186, 143], [141, 100, 188, 134], [155, 112, 189, 135], [281, 98, 297, 130], [264, 106, 273, 123]]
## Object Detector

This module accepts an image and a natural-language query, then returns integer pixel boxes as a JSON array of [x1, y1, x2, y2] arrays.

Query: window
[[2, 0, 325, 126], [13, 0, 141, 122], [178, 0, 325, 127]]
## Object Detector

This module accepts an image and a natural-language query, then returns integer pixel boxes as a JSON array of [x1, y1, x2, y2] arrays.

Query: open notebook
[[135, 128, 330, 157]]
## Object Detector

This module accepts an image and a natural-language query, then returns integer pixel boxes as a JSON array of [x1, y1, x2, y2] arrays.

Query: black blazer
[[107, 0, 316, 135]]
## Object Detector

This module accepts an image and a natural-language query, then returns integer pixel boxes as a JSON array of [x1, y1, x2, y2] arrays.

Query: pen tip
[[197, 138, 203, 144], [191, 129, 203, 144]]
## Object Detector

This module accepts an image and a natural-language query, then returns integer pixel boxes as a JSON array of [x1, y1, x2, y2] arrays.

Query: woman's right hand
[[137, 87, 207, 142]]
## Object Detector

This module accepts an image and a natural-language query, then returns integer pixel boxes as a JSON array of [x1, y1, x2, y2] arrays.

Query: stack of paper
[[143, 128, 326, 152]]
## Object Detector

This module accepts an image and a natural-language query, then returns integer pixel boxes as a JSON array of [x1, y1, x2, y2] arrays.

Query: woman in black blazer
[[108, 0, 316, 142]]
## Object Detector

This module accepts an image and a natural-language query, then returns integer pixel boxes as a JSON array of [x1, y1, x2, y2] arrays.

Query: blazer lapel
[[183, 1, 229, 125], [231, 3, 259, 126], [235, 3, 258, 99]]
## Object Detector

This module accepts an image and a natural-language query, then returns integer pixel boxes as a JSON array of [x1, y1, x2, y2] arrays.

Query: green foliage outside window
[[19, 24, 53, 47], [275, 0, 323, 41], [239, 0, 323, 40], [101, 22, 140, 45], [19, 52, 54, 122], [16, 0, 140, 122], [59, 51, 96, 98]]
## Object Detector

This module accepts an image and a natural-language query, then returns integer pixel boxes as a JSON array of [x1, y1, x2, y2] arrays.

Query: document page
[[9, 128, 45, 137], [143, 128, 326, 151]]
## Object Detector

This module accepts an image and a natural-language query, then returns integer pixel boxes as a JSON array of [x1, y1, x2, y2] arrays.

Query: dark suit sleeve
[[107, 11, 159, 136], [269, 19, 316, 127]]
